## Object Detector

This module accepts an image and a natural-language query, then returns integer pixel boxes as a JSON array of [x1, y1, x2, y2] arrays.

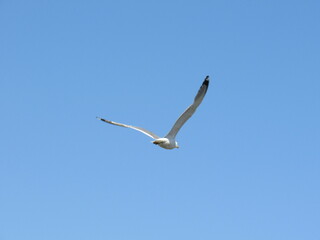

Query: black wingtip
[[203, 75, 210, 86], [96, 117, 106, 123]]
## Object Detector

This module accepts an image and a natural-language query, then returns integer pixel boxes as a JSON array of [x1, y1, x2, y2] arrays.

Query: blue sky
[[1, 1, 319, 239]]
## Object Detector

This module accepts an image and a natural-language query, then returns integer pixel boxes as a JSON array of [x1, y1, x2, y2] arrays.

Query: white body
[[152, 138, 179, 149]]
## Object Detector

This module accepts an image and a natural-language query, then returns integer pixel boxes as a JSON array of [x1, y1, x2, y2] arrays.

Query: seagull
[[97, 76, 210, 149]]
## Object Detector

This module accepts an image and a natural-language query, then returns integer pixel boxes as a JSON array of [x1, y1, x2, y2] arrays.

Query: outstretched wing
[[165, 76, 209, 139], [97, 117, 160, 140]]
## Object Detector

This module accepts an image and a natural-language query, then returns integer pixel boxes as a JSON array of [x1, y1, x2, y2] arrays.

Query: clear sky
[[1, 1, 319, 239]]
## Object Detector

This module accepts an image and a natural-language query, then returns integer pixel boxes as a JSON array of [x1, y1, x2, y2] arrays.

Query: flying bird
[[97, 76, 210, 149]]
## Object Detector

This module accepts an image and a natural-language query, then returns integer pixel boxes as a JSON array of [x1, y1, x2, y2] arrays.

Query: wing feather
[[97, 117, 160, 139], [165, 76, 209, 139]]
